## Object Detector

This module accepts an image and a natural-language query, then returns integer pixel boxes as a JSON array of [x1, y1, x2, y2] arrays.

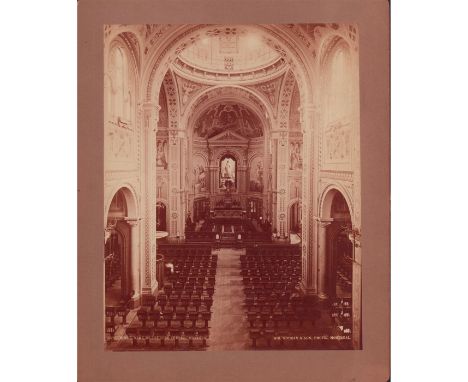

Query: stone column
[[299, 105, 311, 293], [179, 135, 188, 238], [168, 130, 180, 237], [273, 130, 289, 238], [352, 233, 362, 349], [271, 140, 278, 230], [317, 218, 333, 299], [141, 101, 160, 295], [126, 219, 140, 306]]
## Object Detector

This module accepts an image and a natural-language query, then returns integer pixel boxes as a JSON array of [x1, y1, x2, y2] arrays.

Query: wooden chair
[[195, 319, 208, 346], [105, 306, 117, 324], [154, 320, 168, 346], [249, 319, 263, 348], [183, 320, 195, 347], [105, 322, 116, 342], [142, 295, 156, 311], [139, 327, 154, 346], [169, 321, 182, 346]]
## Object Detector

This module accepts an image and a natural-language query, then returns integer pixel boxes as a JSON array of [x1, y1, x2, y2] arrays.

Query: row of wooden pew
[[241, 249, 326, 348], [121, 251, 218, 348]]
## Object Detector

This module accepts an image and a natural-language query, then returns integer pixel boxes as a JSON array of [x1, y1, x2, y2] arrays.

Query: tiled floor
[[207, 248, 250, 350]]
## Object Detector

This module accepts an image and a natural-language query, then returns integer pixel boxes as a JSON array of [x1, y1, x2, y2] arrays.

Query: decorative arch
[[318, 183, 354, 224], [141, 24, 317, 113], [185, 85, 273, 137], [104, 183, 139, 227], [288, 197, 302, 234], [288, 197, 302, 208], [120, 32, 142, 76], [247, 152, 264, 168], [278, 70, 297, 129], [157, 84, 169, 129], [214, 148, 242, 164], [104, 26, 146, 67], [318, 33, 353, 69], [162, 69, 180, 131], [105, 35, 139, 127], [316, 182, 354, 303]]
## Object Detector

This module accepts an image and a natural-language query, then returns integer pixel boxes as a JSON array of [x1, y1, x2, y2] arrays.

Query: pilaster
[[317, 218, 333, 299], [272, 129, 289, 238], [140, 101, 160, 295], [299, 102, 320, 295], [126, 218, 141, 305]]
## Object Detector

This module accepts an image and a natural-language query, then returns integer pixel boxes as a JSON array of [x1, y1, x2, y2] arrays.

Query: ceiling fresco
[[193, 103, 263, 139]]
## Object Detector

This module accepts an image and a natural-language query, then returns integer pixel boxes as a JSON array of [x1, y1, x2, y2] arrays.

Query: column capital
[[315, 217, 333, 228], [140, 101, 161, 112], [125, 218, 140, 227], [139, 102, 161, 131], [299, 102, 320, 133]]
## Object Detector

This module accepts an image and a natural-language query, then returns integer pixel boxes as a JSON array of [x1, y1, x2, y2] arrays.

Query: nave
[[105, 245, 353, 351]]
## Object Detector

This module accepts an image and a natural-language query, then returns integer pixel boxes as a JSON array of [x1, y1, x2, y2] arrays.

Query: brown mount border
[[78, 1, 390, 381]]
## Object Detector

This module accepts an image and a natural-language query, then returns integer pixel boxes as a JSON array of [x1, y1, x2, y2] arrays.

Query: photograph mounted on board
[[103, 23, 362, 351]]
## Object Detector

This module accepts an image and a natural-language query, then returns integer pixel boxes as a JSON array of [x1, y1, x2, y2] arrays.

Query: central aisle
[[208, 248, 250, 350]]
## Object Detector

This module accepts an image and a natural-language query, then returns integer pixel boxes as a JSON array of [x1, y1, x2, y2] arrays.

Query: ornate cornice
[[320, 170, 353, 182]]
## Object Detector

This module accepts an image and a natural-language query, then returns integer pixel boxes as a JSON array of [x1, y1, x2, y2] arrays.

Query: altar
[[211, 194, 245, 219], [211, 208, 244, 219]]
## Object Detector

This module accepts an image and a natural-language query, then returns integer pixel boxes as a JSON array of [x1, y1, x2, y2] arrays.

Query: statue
[[194, 165, 206, 193], [156, 140, 168, 169], [290, 142, 302, 170]]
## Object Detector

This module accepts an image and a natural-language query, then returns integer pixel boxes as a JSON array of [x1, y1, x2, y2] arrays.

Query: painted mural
[[192, 155, 207, 193], [156, 138, 168, 169], [289, 141, 302, 170], [194, 103, 262, 139]]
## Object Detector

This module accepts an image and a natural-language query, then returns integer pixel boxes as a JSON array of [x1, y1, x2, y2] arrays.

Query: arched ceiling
[[186, 85, 272, 137], [178, 26, 281, 73], [193, 102, 263, 139]]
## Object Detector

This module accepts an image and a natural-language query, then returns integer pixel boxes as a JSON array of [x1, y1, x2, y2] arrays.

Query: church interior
[[103, 24, 361, 350]]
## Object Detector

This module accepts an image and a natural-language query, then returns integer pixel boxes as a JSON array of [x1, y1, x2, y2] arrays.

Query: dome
[[178, 27, 281, 73]]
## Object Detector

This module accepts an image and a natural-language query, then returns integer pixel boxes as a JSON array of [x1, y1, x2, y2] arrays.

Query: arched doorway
[[105, 187, 140, 307], [318, 188, 353, 299], [289, 201, 302, 234], [326, 191, 353, 298]]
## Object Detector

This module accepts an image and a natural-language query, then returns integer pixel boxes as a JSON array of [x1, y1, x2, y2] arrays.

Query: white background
[[0, 0, 467, 380]]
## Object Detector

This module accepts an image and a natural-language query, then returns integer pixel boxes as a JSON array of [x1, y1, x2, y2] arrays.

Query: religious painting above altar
[[219, 156, 236, 189]]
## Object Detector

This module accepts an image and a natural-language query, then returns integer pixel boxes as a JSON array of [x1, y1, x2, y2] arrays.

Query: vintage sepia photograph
[[103, 24, 362, 351]]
